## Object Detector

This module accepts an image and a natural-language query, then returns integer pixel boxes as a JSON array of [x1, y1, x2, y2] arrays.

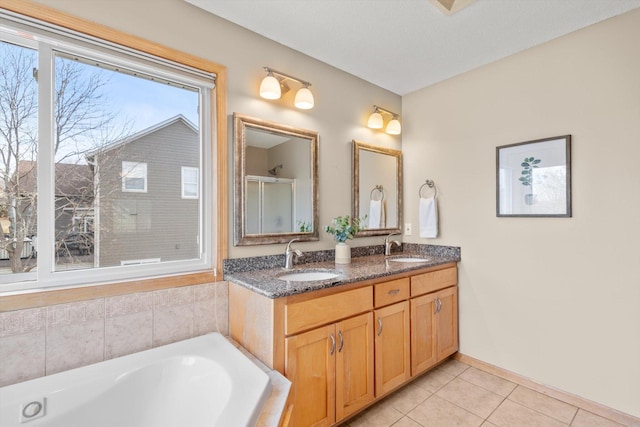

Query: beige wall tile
[[45, 300, 105, 375], [0, 332, 45, 386], [152, 286, 194, 347], [193, 282, 228, 336], [105, 311, 152, 360], [436, 377, 505, 419], [0, 307, 46, 386], [508, 385, 577, 424], [105, 293, 153, 359]]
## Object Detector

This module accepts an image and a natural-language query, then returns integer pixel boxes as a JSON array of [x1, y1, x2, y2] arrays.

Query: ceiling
[[186, 0, 640, 95]]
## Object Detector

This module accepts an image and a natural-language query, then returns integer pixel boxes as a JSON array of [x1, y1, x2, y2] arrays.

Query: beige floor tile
[[347, 400, 404, 427], [458, 367, 517, 397], [571, 409, 625, 427], [436, 377, 505, 418], [489, 399, 569, 427], [509, 385, 577, 424], [384, 382, 432, 414], [481, 422, 500, 427], [392, 417, 423, 427], [407, 395, 484, 427], [436, 358, 470, 377], [412, 367, 455, 393]]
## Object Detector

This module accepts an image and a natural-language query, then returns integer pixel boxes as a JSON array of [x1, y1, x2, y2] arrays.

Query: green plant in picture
[[324, 215, 366, 243], [519, 156, 542, 187], [297, 221, 311, 232], [519, 156, 541, 205]]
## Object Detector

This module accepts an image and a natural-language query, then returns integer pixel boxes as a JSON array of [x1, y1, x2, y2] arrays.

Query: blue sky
[[97, 63, 200, 133]]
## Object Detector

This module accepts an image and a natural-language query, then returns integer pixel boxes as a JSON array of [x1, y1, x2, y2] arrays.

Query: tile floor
[[340, 359, 631, 427]]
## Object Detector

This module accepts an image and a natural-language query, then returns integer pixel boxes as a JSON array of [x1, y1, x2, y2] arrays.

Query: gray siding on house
[[96, 118, 200, 267]]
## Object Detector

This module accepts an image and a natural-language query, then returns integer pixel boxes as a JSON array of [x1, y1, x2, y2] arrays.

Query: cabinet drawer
[[411, 267, 457, 296], [285, 286, 373, 336], [374, 278, 409, 308]]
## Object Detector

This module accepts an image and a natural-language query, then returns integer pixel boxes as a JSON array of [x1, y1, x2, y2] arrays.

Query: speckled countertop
[[224, 244, 461, 299]]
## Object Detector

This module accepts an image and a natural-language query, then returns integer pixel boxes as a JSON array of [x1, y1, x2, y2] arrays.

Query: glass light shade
[[386, 118, 402, 135], [294, 87, 314, 109], [259, 74, 281, 99], [367, 111, 384, 129]]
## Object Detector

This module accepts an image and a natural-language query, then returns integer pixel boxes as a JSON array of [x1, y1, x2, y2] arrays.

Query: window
[[182, 166, 199, 199], [0, 12, 217, 292], [122, 162, 148, 192]]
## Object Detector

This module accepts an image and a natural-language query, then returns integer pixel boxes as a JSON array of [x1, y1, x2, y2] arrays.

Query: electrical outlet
[[404, 223, 412, 236]]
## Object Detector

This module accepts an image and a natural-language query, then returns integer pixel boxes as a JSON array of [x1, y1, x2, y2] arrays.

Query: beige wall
[[402, 9, 640, 418]]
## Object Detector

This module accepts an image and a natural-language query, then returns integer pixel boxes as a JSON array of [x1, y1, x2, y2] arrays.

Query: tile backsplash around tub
[[0, 281, 229, 387]]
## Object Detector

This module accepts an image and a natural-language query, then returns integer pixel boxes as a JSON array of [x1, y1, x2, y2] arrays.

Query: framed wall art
[[496, 135, 571, 217]]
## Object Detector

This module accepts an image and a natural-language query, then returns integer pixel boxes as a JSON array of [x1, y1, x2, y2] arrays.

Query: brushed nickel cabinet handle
[[377, 317, 383, 336], [330, 333, 336, 355], [338, 330, 344, 353], [387, 289, 400, 295]]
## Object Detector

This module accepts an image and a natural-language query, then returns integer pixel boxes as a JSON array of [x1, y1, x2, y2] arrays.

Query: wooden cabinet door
[[335, 312, 374, 422], [285, 324, 336, 427], [374, 301, 410, 397], [436, 286, 458, 360], [410, 292, 438, 376]]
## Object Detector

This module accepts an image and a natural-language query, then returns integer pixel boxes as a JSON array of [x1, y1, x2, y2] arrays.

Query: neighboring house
[[10, 160, 94, 243], [88, 115, 200, 267]]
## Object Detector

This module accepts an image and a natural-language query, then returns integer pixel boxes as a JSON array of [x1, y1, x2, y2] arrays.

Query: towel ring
[[419, 180, 437, 199], [370, 185, 385, 201]]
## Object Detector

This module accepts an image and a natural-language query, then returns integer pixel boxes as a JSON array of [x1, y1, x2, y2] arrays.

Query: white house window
[[0, 13, 215, 292], [182, 166, 199, 199], [122, 161, 148, 193]]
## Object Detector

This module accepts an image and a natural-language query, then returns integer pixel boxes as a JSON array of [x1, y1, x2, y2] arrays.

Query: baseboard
[[453, 353, 640, 427]]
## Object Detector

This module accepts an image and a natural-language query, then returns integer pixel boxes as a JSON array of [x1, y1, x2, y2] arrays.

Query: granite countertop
[[224, 250, 460, 299]]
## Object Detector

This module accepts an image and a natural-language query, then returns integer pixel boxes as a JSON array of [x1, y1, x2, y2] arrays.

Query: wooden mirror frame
[[233, 113, 319, 245]]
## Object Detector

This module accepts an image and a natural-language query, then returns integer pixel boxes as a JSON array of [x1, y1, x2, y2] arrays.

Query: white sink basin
[[278, 271, 340, 282], [387, 257, 430, 263]]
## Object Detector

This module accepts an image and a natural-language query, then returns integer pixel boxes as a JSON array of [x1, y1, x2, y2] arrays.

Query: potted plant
[[324, 215, 365, 264], [519, 156, 541, 205]]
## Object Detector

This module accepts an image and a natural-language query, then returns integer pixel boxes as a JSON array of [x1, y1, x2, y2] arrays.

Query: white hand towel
[[419, 196, 438, 238], [368, 199, 382, 228]]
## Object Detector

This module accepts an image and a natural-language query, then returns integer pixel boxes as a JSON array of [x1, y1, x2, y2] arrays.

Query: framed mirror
[[352, 140, 402, 237], [234, 113, 319, 245]]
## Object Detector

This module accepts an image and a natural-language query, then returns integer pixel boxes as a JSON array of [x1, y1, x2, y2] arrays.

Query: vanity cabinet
[[285, 311, 374, 426], [410, 266, 458, 376], [373, 278, 411, 396], [228, 262, 458, 427]]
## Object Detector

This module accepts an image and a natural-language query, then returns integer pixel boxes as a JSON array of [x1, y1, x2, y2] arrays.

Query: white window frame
[[0, 14, 215, 293], [122, 161, 148, 193], [181, 166, 199, 199]]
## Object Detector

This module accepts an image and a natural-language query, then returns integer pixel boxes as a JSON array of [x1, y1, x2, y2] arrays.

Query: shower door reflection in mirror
[[234, 114, 318, 245]]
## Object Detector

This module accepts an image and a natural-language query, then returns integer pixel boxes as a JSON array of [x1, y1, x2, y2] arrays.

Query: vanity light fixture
[[259, 67, 315, 109], [367, 105, 401, 135]]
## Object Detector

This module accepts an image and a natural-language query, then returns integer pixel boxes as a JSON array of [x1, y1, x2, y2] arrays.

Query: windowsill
[[0, 269, 219, 312]]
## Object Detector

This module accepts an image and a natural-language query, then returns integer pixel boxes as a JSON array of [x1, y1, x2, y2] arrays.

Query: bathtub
[[0, 333, 272, 427]]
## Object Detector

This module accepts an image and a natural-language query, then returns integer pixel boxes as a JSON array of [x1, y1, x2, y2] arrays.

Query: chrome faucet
[[384, 232, 401, 256], [284, 239, 304, 269]]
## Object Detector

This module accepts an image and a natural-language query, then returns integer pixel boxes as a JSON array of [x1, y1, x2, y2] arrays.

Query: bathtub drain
[[21, 399, 45, 423]]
